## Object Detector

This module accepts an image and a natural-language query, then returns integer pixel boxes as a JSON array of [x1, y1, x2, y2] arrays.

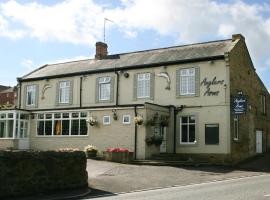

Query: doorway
[[256, 130, 263, 154]]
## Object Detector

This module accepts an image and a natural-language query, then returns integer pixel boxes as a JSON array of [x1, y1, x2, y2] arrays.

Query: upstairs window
[[59, 81, 70, 104], [180, 68, 195, 95], [99, 77, 111, 101], [261, 94, 266, 115], [176, 67, 200, 97], [26, 85, 37, 106], [137, 73, 151, 98]]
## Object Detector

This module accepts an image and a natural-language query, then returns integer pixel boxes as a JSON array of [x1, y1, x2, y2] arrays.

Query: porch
[[0, 110, 30, 150]]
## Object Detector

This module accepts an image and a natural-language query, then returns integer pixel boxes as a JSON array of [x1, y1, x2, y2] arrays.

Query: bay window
[[37, 112, 88, 136]]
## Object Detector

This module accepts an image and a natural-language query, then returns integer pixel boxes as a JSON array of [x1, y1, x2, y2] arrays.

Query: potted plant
[[86, 116, 98, 126], [145, 134, 163, 146], [134, 116, 143, 125], [84, 145, 98, 158], [160, 115, 170, 127]]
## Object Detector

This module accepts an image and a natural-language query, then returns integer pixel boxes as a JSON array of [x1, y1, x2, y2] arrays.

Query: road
[[87, 174, 270, 200]]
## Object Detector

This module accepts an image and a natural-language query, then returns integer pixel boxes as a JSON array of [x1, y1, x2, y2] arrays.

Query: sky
[[0, 0, 269, 91]]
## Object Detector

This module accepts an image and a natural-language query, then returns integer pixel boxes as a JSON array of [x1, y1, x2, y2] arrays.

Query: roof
[[20, 38, 237, 81], [0, 87, 16, 94], [0, 85, 10, 92]]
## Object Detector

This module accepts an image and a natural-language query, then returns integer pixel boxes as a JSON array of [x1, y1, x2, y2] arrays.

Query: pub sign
[[232, 95, 247, 114]]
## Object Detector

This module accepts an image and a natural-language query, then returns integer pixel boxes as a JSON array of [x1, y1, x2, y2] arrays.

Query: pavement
[[85, 153, 270, 198], [85, 174, 270, 200], [8, 153, 270, 200]]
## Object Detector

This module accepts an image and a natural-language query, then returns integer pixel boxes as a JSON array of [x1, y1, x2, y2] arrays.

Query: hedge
[[0, 150, 88, 198]]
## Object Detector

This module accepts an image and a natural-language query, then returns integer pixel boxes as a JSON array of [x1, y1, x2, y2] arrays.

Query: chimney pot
[[95, 42, 108, 59]]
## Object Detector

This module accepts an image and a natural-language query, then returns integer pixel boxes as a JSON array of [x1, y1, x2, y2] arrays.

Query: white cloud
[[0, 14, 25, 39], [0, 0, 270, 70]]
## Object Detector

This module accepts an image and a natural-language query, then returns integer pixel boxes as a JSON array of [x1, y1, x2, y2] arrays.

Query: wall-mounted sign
[[200, 77, 225, 96], [232, 95, 247, 114]]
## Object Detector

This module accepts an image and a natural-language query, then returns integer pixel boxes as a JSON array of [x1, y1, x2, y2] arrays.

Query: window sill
[[176, 94, 197, 98], [35, 135, 89, 138], [179, 142, 197, 147], [0, 138, 16, 140]]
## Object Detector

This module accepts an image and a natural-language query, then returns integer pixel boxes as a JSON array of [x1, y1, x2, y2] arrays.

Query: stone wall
[[0, 150, 88, 198]]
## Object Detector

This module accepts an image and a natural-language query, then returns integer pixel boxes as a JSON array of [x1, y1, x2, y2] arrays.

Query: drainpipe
[[134, 106, 138, 160], [79, 76, 83, 108], [114, 70, 120, 106], [171, 105, 184, 154], [172, 105, 177, 154], [18, 80, 22, 109]]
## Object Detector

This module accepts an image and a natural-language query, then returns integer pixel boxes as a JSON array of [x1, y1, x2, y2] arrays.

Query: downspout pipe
[[114, 70, 120, 106], [134, 106, 138, 160], [79, 76, 83, 108], [18, 80, 22, 109], [170, 105, 184, 154]]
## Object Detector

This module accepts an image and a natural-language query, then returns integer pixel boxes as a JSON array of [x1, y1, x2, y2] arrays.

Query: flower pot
[[103, 151, 133, 163], [86, 151, 97, 159]]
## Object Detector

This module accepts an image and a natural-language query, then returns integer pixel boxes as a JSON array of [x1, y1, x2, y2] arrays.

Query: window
[[103, 116, 111, 125], [0, 112, 29, 139], [261, 95, 266, 115], [26, 85, 36, 106], [180, 116, 196, 144], [233, 116, 239, 141], [37, 112, 88, 136], [137, 73, 150, 98], [180, 68, 195, 95], [205, 124, 219, 145], [123, 115, 131, 124], [59, 81, 70, 104], [99, 77, 111, 101]]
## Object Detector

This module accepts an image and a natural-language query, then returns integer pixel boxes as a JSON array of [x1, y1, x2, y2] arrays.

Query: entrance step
[[151, 153, 196, 161], [132, 160, 208, 167]]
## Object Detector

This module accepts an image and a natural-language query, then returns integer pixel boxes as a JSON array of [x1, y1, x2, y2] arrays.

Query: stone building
[[0, 34, 269, 164]]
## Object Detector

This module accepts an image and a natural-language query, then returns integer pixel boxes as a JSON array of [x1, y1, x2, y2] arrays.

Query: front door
[[18, 121, 29, 150], [160, 127, 167, 153], [256, 130, 263, 154]]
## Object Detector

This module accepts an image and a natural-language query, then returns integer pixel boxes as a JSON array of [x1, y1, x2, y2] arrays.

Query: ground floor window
[[233, 116, 239, 141], [37, 112, 88, 136], [0, 112, 30, 139], [180, 116, 196, 144], [205, 124, 219, 145]]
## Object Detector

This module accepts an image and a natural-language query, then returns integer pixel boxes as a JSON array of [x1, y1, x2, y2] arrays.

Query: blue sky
[[0, 0, 270, 91]]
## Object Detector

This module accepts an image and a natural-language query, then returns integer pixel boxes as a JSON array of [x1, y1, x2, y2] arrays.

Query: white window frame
[[122, 115, 131, 124], [180, 68, 195, 95], [137, 73, 151, 98], [99, 77, 111, 101], [59, 81, 70, 104], [261, 95, 266, 115], [233, 116, 239, 141], [26, 85, 36, 106], [103, 115, 111, 125], [36, 112, 88, 137], [180, 116, 196, 144]]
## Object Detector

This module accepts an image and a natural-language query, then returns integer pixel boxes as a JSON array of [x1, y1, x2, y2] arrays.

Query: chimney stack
[[95, 42, 108, 59], [232, 34, 245, 42]]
